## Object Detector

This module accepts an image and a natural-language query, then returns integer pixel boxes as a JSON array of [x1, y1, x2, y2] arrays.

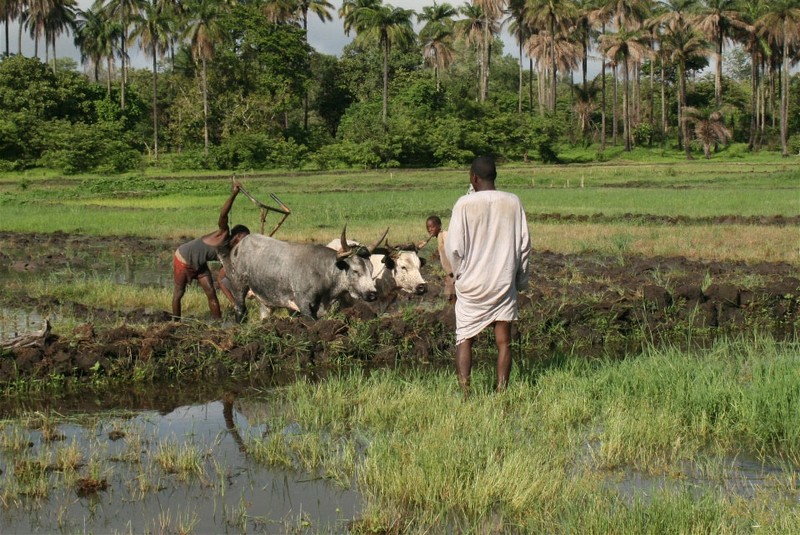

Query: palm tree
[[74, 5, 108, 81], [600, 28, 648, 150], [694, 0, 742, 107], [297, 0, 333, 32], [261, 0, 297, 24], [661, 20, 707, 159], [418, 1, 457, 91], [340, 0, 380, 36], [44, 0, 76, 72], [732, 0, 767, 150], [296, 0, 334, 129], [102, 0, 147, 110], [758, 0, 800, 157], [525, 0, 577, 112], [474, 0, 505, 101], [506, 0, 531, 113], [131, 0, 170, 160], [182, 0, 228, 155], [1, 0, 23, 56], [24, 0, 53, 59], [683, 107, 732, 158], [573, 79, 599, 142], [455, 2, 488, 100], [349, 2, 415, 125]]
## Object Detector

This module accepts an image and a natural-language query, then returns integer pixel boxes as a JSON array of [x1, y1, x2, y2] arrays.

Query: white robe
[[445, 190, 531, 345]]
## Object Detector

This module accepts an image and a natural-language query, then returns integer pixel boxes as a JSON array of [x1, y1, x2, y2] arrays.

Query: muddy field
[[0, 231, 797, 386]]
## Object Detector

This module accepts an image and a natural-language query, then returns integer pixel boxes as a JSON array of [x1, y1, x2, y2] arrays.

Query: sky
[[5, 0, 525, 71]]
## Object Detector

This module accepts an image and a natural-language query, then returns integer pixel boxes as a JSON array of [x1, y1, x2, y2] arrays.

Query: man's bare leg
[[197, 274, 222, 319], [494, 322, 512, 392], [455, 338, 473, 400]]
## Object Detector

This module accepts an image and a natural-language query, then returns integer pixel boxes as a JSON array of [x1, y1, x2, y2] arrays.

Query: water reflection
[[0, 394, 360, 534]]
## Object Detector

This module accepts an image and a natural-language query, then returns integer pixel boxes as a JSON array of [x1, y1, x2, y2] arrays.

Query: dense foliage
[[0, 0, 798, 173]]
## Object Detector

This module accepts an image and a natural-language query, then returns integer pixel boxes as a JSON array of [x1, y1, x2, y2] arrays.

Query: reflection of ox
[[222, 227, 386, 321], [326, 237, 427, 307]]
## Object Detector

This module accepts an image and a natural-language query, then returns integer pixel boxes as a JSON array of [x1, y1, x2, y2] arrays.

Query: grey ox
[[222, 227, 387, 321], [326, 236, 427, 306]]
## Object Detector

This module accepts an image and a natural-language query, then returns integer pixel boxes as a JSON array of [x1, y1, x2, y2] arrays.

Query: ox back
[[222, 234, 377, 321]]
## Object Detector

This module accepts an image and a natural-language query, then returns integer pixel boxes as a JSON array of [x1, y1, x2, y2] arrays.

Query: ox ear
[[381, 256, 396, 270], [335, 259, 350, 271], [419, 257, 426, 267]]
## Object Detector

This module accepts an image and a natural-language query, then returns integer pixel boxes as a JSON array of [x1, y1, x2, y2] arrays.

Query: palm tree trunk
[[529, 58, 534, 115], [623, 60, 630, 151], [303, 12, 309, 130], [600, 24, 606, 151], [748, 49, 757, 150], [121, 31, 127, 111], [382, 40, 389, 126], [660, 57, 667, 145], [679, 61, 692, 160], [634, 62, 640, 126], [518, 40, 523, 114], [538, 64, 545, 116], [649, 53, 655, 143], [780, 25, 789, 157], [714, 34, 722, 107], [482, 23, 490, 102], [152, 50, 159, 161], [549, 19, 557, 112], [4, 14, 9, 57], [202, 55, 209, 156], [107, 56, 113, 97], [612, 63, 618, 146]]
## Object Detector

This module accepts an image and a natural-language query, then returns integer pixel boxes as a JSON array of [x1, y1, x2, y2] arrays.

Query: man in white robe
[[445, 156, 531, 396]]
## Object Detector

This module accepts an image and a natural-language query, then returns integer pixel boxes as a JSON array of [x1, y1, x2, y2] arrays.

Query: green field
[[1, 158, 798, 265]]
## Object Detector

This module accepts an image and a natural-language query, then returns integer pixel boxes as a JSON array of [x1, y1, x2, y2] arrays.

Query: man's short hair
[[427, 215, 442, 227], [470, 156, 497, 181], [231, 224, 250, 237]]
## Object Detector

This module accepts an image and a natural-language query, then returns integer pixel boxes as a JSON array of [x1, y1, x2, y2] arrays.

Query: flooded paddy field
[[0, 230, 798, 532]]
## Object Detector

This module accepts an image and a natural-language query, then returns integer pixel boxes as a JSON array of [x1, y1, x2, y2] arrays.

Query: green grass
[[246, 336, 800, 532], [1, 158, 797, 244]]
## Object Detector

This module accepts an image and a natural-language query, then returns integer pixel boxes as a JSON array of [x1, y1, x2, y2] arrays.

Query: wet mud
[[0, 232, 798, 386]]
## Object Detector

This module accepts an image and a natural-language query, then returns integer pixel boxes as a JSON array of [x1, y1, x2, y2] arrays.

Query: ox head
[[379, 237, 428, 295], [334, 226, 389, 302]]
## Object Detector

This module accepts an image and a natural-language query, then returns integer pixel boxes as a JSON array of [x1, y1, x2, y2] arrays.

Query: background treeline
[[0, 0, 798, 174]]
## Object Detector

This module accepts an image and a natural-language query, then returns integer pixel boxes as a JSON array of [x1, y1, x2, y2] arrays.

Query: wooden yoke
[[232, 176, 291, 236]]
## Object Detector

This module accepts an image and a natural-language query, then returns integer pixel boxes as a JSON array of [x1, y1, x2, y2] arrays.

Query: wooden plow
[[233, 177, 291, 236]]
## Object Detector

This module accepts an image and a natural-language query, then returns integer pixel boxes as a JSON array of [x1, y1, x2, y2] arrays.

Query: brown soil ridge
[[2, 249, 797, 386]]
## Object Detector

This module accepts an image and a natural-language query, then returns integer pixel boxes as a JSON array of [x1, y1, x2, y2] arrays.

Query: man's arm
[[217, 180, 242, 231], [515, 202, 531, 292], [202, 182, 242, 247]]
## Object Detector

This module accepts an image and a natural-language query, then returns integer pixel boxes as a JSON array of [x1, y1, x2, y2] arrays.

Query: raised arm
[[218, 180, 242, 232]]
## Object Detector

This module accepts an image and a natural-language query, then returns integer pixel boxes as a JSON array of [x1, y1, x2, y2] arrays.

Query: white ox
[[222, 227, 386, 321], [326, 237, 427, 307]]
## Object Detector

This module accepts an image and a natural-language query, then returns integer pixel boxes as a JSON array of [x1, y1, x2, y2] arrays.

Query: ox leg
[[233, 287, 249, 323]]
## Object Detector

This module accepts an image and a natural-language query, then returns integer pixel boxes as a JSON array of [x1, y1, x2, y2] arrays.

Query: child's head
[[426, 215, 442, 236]]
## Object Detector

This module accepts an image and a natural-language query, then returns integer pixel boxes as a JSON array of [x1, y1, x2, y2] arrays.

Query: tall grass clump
[[249, 337, 800, 531]]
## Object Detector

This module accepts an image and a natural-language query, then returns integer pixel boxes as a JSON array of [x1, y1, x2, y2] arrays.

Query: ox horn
[[367, 227, 390, 254], [336, 225, 351, 259]]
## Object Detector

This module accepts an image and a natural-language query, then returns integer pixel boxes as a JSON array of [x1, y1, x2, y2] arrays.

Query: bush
[[788, 134, 800, 155], [36, 120, 141, 174], [209, 133, 307, 170]]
